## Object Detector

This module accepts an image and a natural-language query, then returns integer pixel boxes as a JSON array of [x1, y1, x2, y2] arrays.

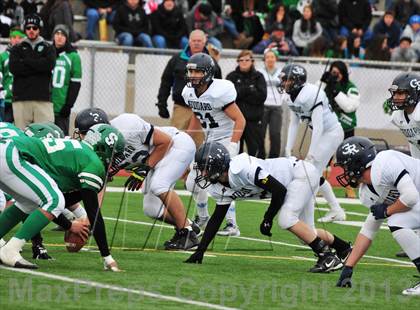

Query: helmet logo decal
[[89, 112, 100, 122], [341, 143, 359, 155], [409, 79, 420, 90], [105, 132, 118, 146], [292, 66, 304, 75]]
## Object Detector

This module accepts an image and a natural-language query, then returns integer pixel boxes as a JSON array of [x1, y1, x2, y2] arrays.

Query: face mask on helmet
[[388, 74, 420, 111], [278, 65, 306, 96], [194, 143, 230, 189], [185, 66, 207, 89]]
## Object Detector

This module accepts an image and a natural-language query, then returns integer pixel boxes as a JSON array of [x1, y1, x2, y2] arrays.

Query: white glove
[[226, 141, 239, 157]]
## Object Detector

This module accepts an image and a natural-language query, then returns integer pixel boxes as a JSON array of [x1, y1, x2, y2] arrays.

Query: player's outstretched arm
[[185, 204, 230, 264]]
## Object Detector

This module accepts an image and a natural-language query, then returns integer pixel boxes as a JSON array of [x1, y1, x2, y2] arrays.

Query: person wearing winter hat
[[51, 24, 82, 135], [9, 13, 56, 129]]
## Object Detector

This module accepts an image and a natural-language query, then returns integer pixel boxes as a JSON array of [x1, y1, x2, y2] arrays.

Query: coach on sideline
[[9, 14, 56, 129]]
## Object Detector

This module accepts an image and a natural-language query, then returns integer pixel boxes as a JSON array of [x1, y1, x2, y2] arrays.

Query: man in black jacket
[[226, 50, 267, 158], [9, 14, 56, 129], [156, 29, 221, 146]]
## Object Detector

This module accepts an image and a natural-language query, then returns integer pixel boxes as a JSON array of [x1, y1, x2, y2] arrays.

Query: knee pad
[[278, 208, 299, 230], [143, 194, 164, 219]]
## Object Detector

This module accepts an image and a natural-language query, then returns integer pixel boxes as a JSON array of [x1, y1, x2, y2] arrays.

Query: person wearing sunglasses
[[9, 13, 56, 130]]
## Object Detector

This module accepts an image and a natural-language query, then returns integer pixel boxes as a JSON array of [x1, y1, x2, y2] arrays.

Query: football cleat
[[309, 252, 343, 273], [217, 223, 240, 236], [32, 244, 54, 260], [164, 228, 199, 250], [317, 209, 346, 223], [193, 215, 209, 229], [191, 221, 201, 237], [402, 276, 420, 296], [396, 250, 408, 258], [0, 246, 38, 269], [164, 228, 180, 247], [337, 244, 352, 263]]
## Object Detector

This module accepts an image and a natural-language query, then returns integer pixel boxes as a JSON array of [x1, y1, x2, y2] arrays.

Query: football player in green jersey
[[52, 24, 82, 135], [0, 123, 125, 270]]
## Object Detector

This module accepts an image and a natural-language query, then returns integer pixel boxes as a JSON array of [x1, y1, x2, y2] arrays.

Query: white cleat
[[104, 260, 123, 272], [217, 223, 240, 237], [402, 278, 420, 296], [317, 209, 346, 223], [0, 245, 38, 269], [0, 238, 6, 248]]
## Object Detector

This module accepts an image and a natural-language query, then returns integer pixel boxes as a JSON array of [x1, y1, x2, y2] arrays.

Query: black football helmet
[[185, 53, 215, 88], [388, 72, 420, 111], [279, 64, 307, 96], [73, 108, 109, 139], [194, 142, 230, 189], [335, 136, 377, 188]]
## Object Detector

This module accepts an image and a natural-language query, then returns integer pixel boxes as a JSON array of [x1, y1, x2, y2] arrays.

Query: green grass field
[[0, 177, 418, 309]]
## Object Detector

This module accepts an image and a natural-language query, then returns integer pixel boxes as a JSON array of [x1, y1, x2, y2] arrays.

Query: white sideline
[[103, 217, 414, 266], [0, 266, 238, 310]]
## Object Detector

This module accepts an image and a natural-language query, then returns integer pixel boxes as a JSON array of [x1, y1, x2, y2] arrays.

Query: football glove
[[125, 165, 151, 191], [336, 266, 353, 288], [184, 250, 204, 264], [156, 103, 170, 119], [370, 203, 389, 220], [259, 218, 273, 237]]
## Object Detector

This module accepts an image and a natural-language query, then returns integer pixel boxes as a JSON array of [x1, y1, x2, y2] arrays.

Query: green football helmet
[[25, 123, 62, 139], [43, 122, 65, 138], [83, 123, 126, 175]]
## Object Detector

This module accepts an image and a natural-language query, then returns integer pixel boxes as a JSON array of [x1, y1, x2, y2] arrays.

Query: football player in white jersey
[[280, 64, 346, 223], [110, 113, 199, 250], [334, 137, 420, 295], [182, 53, 246, 236], [185, 142, 352, 273]]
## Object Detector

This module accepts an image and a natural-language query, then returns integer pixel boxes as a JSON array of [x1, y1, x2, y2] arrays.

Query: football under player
[[0, 123, 125, 270], [185, 142, 351, 273], [280, 64, 346, 223], [335, 137, 420, 295], [110, 113, 200, 250], [183, 53, 246, 236]]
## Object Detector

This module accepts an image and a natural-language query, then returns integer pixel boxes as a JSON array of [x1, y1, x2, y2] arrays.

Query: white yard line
[[0, 266, 238, 310], [103, 217, 413, 266]]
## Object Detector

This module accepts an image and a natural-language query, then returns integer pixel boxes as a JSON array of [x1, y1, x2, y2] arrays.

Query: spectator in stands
[[226, 50, 267, 158], [51, 25, 81, 135], [9, 14, 56, 129], [151, 0, 188, 49], [113, 0, 153, 47], [292, 4, 323, 55], [321, 60, 360, 197], [265, 4, 292, 37], [313, 0, 339, 43], [307, 35, 330, 57], [365, 34, 391, 61], [402, 14, 420, 57], [156, 29, 221, 146], [83, 0, 119, 40], [372, 11, 401, 49], [338, 0, 372, 44], [326, 35, 350, 58], [20, 0, 44, 16], [391, 0, 420, 27], [186, 2, 223, 50], [391, 36, 418, 62], [252, 23, 299, 56], [40, 0, 78, 42], [259, 49, 283, 158], [221, 2, 254, 49], [0, 28, 26, 123], [349, 34, 365, 60]]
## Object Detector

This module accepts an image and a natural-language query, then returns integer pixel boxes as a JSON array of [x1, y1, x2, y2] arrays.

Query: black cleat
[[32, 244, 54, 260], [309, 252, 343, 273], [191, 221, 201, 237], [164, 229, 180, 248], [337, 244, 352, 263], [164, 228, 199, 251], [396, 250, 408, 258]]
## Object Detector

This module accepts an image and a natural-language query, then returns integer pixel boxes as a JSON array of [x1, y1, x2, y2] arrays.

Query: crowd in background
[[0, 0, 420, 62]]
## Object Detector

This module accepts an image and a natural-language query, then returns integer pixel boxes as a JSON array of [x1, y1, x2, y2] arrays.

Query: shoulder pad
[[229, 153, 249, 174]]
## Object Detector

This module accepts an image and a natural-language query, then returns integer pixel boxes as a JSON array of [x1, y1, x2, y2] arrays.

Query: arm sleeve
[[285, 111, 299, 156], [52, 214, 72, 230], [335, 86, 360, 113], [307, 105, 324, 159], [396, 173, 420, 208], [255, 174, 287, 221], [81, 188, 110, 257], [197, 204, 230, 252], [64, 81, 81, 108]]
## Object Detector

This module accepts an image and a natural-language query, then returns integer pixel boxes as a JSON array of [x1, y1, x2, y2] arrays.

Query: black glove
[[156, 103, 170, 119], [336, 266, 353, 287], [60, 104, 72, 117], [124, 165, 151, 191], [184, 250, 204, 264], [370, 203, 389, 220], [260, 218, 273, 237], [321, 71, 332, 84]]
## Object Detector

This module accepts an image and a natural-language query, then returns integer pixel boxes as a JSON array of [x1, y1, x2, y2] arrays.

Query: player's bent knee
[[143, 204, 164, 219], [278, 209, 299, 230]]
